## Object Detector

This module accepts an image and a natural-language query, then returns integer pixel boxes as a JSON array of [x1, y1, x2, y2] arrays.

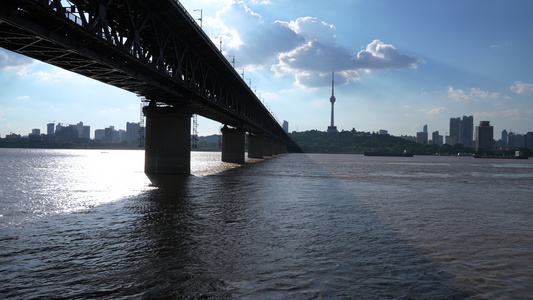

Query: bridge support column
[[263, 137, 273, 157], [247, 133, 264, 159], [143, 104, 192, 174], [221, 125, 245, 163]]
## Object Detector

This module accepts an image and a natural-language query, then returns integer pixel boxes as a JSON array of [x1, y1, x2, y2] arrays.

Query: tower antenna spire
[[332, 70, 335, 96], [327, 70, 338, 133]]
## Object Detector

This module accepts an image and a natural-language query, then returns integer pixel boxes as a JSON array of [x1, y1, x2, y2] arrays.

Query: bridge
[[0, 0, 289, 174]]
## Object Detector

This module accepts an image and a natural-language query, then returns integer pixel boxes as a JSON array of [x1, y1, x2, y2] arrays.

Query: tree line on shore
[[286, 130, 533, 156], [2, 130, 532, 156]]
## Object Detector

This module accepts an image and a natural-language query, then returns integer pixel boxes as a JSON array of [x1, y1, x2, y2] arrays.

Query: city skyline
[[1, 0, 533, 138]]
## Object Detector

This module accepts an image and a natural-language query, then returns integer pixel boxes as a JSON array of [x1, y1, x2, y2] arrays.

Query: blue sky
[[1, 0, 533, 139]]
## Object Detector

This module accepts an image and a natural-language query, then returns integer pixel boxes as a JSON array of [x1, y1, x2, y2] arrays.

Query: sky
[[1, 0, 533, 139]]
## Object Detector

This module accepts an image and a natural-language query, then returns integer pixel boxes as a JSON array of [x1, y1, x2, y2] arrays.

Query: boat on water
[[363, 150, 414, 157], [473, 151, 528, 159]]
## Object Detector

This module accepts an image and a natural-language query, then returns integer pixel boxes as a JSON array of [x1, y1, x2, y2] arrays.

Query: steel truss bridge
[[0, 0, 289, 144]]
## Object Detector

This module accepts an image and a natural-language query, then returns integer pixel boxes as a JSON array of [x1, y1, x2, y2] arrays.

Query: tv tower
[[327, 71, 338, 133]]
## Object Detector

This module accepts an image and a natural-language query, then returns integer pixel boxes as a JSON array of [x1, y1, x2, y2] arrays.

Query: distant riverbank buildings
[[448, 116, 474, 147], [500, 129, 533, 149], [475, 121, 494, 151], [8, 121, 143, 145]]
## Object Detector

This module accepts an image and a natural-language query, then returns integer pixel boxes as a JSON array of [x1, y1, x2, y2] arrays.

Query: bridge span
[[0, 0, 289, 174]]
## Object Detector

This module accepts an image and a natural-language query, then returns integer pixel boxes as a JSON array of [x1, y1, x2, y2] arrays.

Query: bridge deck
[[0, 0, 289, 142]]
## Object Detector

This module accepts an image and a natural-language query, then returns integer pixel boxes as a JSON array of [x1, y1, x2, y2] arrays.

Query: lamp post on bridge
[[193, 9, 202, 28]]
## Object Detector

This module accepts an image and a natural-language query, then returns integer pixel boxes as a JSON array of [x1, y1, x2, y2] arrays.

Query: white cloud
[[209, 1, 303, 66], [250, 0, 272, 5], [18, 64, 76, 82], [510, 81, 533, 94], [353, 40, 418, 70], [0, 49, 34, 71], [447, 86, 470, 101], [475, 109, 533, 121], [447, 86, 500, 102], [426, 107, 449, 115], [100, 108, 122, 115], [208, 2, 417, 88], [470, 87, 499, 99]]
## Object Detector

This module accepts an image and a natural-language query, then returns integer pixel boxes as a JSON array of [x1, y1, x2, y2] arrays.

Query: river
[[1, 149, 532, 299]]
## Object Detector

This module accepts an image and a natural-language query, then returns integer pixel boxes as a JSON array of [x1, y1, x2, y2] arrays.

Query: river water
[[1, 149, 532, 299]]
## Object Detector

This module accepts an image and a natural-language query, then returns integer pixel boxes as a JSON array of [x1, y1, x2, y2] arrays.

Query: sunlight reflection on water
[[0, 149, 240, 226]]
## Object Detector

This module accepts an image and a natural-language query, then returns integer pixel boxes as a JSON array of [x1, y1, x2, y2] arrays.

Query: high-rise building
[[81, 126, 90, 139], [449, 115, 473, 146], [47, 123, 55, 136], [416, 131, 428, 144], [74, 121, 90, 140], [475, 121, 493, 151], [94, 129, 105, 141], [104, 126, 115, 143], [509, 134, 525, 148], [449, 117, 461, 145], [461, 115, 474, 147], [126, 122, 141, 143], [423, 124, 428, 134], [432, 131, 440, 145], [282, 120, 289, 133], [327, 71, 338, 133], [501, 129, 508, 147], [526, 132, 533, 148]]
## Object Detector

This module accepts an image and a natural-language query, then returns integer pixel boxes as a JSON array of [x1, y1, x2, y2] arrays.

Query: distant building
[[400, 135, 416, 142], [55, 125, 78, 143], [423, 124, 428, 134], [104, 126, 115, 143], [126, 122, 141, 143], [75, 122, 90, 140], [416, 131, 428, 144], [6, 133, 22, 139], [378, 129, 388, 135], [327, 71, 338, 133], [432, 131, 442, 146], [29, 129, 41, 141], [282, 120, 289, 133], [47, 123, 55, 136], [81, 126, 90, 140], [449, 115, 473, 146], [526, 132, 533, 148], [445, 136, 455, 146], [117, 129, 126, 142], [508, 133, 525, 148], [461, 115, 474, 147], [475, 121, 493, 151], [501, 129, 508, 147], [94, 129, 105, 141]]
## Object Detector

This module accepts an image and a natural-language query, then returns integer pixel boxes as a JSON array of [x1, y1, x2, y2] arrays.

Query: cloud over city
[[0, 49, 34, 72], [510, 81, 533, 94], [209, 2, 417, 88], [447, 86, 500, 102]]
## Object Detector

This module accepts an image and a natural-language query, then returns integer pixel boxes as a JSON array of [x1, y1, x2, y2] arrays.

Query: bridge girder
[[0, 0, 289, 143]]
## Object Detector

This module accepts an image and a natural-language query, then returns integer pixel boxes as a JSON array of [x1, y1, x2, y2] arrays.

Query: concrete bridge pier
[[221, 125, 246, 163], [273, 141, 284, 155], [143, 103, 192, 174], [263, 137, 273, 157], [247, 133, 264, 159]]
